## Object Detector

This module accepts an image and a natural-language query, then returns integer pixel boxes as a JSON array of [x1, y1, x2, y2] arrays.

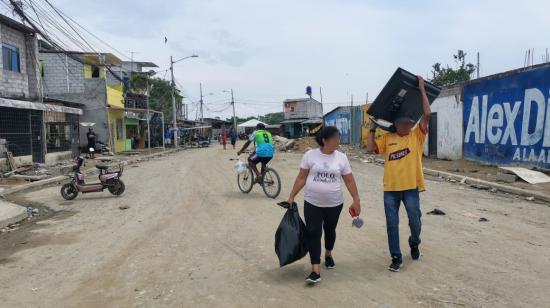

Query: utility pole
[[231, 89, 237, 131], [170, 56, 178, 147], [146, 77, 151, 154], [350, 94, 354, 144], [199, 83, 204, 122], [476, 52, 480, 79]]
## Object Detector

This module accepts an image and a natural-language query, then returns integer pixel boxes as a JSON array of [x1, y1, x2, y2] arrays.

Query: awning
[[280, 119, 305, 124], [0, 97, 83, 115], [301, 118, 322, 124]]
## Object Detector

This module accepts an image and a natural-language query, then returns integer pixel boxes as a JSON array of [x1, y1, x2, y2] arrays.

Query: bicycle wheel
[[237, 166, 254, 193], [261, 168, 281, 198]]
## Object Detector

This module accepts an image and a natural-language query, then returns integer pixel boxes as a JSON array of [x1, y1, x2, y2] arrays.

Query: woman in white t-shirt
[[287, 126, 361, 284]]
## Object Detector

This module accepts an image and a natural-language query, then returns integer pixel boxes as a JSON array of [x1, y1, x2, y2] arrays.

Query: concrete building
[[280, 98, 323, 138], [38, 44, 132, 152], [423, 84, 464, 160], [0, 14, 82, 170]]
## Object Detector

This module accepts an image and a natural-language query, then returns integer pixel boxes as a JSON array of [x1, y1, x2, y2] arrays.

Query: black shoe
[[305, 272, 321, 284], [411, 245, 421, 260], [388, 257, 402, 272], [325, 256, 335, 269]]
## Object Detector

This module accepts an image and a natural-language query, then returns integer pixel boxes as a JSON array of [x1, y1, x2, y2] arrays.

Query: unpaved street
[[1, 146, 550, 307]]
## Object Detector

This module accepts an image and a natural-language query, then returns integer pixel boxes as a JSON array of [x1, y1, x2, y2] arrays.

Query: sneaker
[[325, 256, 335, 269], [305, 272, 321, 284], [411, 245, 421, 260], [388, 257, 402, 272]]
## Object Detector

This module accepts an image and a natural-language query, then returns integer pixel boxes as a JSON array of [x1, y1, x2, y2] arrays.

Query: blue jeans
[[383, 189, 422, 259]]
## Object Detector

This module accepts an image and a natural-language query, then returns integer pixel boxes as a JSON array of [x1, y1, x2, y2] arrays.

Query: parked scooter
[[60, 156, 125, 200]]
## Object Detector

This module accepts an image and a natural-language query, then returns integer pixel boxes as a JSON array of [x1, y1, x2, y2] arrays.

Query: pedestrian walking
[[221, 128, 228, 150], [287, 126, 361, 284], [366, 75, 431, 272], [229, 128, 237, 149]]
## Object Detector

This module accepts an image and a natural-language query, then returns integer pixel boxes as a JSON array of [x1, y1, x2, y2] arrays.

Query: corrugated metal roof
[[0, 97, 83, 115]]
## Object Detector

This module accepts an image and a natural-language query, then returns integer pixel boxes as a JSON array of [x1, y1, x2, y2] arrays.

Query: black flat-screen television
[[367, 67, 441, 123]]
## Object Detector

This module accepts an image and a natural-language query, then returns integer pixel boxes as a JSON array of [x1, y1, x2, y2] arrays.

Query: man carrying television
[[366, 76, 431, 272]]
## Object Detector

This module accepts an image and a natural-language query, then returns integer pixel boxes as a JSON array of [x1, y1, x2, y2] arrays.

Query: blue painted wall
[[463, 65, 550, 169], [324, 107, 351, 144]]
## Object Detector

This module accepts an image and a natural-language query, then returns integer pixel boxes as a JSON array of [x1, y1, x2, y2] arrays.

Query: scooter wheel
[[108, 180, 125, 196], [60, 183, 78, 200]]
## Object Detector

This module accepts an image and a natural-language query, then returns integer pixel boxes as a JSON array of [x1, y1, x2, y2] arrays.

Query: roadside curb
[[423, 168, 550, 203], [370, 157, 550, 203], [0, 148, 181, 198], [0, 199, 28, 229]]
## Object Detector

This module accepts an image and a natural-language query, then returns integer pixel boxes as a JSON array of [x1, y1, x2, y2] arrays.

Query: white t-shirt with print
[[300, 148, 352, 207]]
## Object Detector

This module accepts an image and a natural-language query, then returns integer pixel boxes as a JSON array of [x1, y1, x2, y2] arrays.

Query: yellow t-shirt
[[375, 125, 427, 192]]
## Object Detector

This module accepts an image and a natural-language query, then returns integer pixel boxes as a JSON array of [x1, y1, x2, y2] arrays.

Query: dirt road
[[1, 146, 549, 307]]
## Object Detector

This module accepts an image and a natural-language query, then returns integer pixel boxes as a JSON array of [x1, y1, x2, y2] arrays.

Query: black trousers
[[304, 200, 343, 265]]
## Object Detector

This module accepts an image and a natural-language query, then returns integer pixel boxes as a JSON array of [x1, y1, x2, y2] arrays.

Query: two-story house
[[280, 97, 323, 138], [0, 14, 82, 169], [38, 41, 132, 152]]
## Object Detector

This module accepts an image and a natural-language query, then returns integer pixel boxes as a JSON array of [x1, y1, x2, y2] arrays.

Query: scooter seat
[[95, 164, 109, 170]]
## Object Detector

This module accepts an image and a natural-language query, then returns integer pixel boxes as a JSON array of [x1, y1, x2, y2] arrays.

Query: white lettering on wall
[[465, 96, 480, 143], [544, 95, 550, 147], [487, 103, 503, 144], [501, 101, 521, 145], [521, 88, 546, 146], [480, 95, 488, 143]]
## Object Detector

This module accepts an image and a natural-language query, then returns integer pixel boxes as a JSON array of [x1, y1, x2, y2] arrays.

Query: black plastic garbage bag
[[275, 205, 308, 267]]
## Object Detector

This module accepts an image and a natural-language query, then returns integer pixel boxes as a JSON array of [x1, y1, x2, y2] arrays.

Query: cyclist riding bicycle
[[237, 123, 275, 183]]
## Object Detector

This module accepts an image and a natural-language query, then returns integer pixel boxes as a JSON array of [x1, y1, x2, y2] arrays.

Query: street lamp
[[170, 54, 198, 147]]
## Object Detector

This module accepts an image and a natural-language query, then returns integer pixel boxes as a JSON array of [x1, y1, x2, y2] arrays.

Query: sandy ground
[[1, 145, 550, 307], [423, 158, 550, 194]]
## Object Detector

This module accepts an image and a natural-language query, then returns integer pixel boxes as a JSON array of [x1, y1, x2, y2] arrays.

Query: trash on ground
[[463, 212, 477, 219], [498, 167, 550, 184], [427, 209, 446, 215], [479, 217, 489, 222], [526, 196, 535, 201], [119, 205, 130, 210]]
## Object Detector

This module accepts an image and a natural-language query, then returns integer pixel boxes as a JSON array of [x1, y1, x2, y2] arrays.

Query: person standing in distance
[[287, 126, 361, 284], [366, 75, 431, 272], [86, 128, 97, 159]]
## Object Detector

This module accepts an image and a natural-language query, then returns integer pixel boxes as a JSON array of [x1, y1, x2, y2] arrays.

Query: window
[[91, 65, 100, 78], [2, 43, 20, 72], [290, 107, 295, 112]]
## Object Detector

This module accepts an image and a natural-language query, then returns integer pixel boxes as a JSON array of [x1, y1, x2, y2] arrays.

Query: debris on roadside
[[490, 188, 498, 193], [526, 196, 535, 201], [470, 184, 489, 190], [119, 205, 130, 210], [427, 209, 446, 215], [479, 217, 489, 222]]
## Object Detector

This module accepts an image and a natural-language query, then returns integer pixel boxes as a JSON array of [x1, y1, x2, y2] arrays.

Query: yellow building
[[106, 84, 126, 153], [361, 103, 388, 146]]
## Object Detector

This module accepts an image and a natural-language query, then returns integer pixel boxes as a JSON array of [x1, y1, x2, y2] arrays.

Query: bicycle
[[237, 157, 281, 199]]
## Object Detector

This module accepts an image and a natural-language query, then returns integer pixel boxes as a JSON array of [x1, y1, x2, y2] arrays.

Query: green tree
[[130, 74, 182, 118], [430, 50, 476, 87], [262, 112, 284, 124]]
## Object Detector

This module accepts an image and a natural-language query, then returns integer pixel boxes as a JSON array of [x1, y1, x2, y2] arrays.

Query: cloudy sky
[[5, 0, 550, 119]]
